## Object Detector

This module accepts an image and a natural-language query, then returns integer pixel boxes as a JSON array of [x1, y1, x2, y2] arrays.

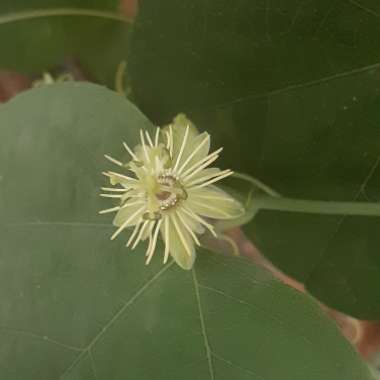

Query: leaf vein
[[59, 262, 173, 379], [5, 221, 113, 228], [210, 61, 380, 109], [347, 0, 380, 19], [192, 269, 215, 380], [306, 154, 380, 285], [211, 352, 266, 380], [89, 350, 99, 380], [198, 284, 315, 348], [0, 326, 83, 352]]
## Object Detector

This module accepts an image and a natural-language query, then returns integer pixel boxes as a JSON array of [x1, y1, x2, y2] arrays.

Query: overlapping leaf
[[129, 0, 380, 319]]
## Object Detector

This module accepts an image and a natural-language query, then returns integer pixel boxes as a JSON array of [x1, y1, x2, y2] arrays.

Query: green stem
[[0, 8, 131, 26], [115, 60, 127, 95], [255, 196, 380, 217], [232, 172, 281, 197]]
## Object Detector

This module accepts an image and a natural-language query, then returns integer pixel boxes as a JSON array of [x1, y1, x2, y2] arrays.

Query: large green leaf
[[128, 0, 380, 319], [0, 0, 130, 86], [0, 83, 373, 379]]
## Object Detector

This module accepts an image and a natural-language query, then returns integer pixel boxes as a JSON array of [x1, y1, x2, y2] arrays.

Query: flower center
[[156, 174, 187, 211]]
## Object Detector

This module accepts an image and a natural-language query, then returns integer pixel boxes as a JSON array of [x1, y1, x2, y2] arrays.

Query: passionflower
[[100, 115, 244, 269]]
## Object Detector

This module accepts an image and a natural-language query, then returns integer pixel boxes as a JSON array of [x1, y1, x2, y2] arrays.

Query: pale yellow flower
[[100, 115, 244, 269]]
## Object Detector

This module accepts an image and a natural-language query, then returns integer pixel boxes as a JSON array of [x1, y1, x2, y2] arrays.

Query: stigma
[[156, 174, 187, 211]]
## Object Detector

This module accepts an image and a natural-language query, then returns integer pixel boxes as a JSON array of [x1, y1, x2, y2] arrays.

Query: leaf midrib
[[4, 221, 113, 228], [192, 268, 215, 380]]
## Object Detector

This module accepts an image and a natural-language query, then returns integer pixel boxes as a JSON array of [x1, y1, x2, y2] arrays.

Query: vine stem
[[232, 172, 281, 197], [232, 172, 380, 217], [254, 196, 380, 217], [0, 8, 131, 26]]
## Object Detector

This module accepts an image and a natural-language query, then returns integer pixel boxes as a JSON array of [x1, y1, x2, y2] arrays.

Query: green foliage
[[129, 0, 380, 320], [0, 1, 130, 86], [1, 0, 380, 376]]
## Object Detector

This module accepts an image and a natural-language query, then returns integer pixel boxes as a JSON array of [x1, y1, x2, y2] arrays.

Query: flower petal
[[165, 114, 210, 170], [183, 167, 220, 186], [187, 185, 244, 220], [161, 214, 196, 270], [177, 209, 204, 234], [113, 200, 145, 228], [109, 174, 136, 189], [140, 220, 154, 241], [177, 131, 210, 173]]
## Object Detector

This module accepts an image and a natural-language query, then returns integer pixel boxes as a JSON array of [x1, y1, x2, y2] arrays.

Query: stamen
[[125, 194, 146, 199], [108, 171, 137, 182], [181, 155, 220, 183], [181, 206, 217, 237], [165, 131, 171, 150], [145, 222, 155, 256], [126, 221, 142, 246], [163, 217, 170, 264], [140, 130, 151, 163], [123, 142, 138, 161], [173, 125, 189, 172], [104, 154, 123, 167], [169, 125, 174, 158], [98, 206, 121, 214], [181, 147, 223, 179], [154, 127, 160, 147], [186, 169, 232, 187], [130, 220, 149, 248], [145, 130, 154, 147], [177, 134, 210, 175], [111, 205, 146, 240], [100, 194, 123, 198], [171, 213, 192, 256], [146, 220, 162, 264], [120, 200, 145, 210], [177, 210, 200, 246], [190, 170, 233, 189], [101, 187, 128, 192]]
